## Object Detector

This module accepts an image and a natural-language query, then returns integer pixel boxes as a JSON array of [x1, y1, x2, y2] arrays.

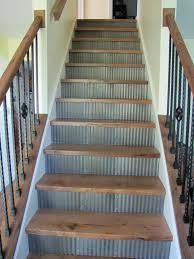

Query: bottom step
[[28, 256, 128, 259], [27, 210, 172, 258], [28, 255, 129, 259]]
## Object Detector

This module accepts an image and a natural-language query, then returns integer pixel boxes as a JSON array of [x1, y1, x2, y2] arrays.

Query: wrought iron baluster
[[168, 43, 175, 141], [180, 85, 191, 205], [188, 179, 194, 246], [10, 83, 21, 197], [26, 51, 33, 149], [166, 35, 172, 128], [35, 35, 40, 124], [173, 60, 183, 169], [0, 137, 10, 237], [177, 74, 186, 186], [16, 72, 25, 181], [21, 61, 29, 164], [31, 42, 37, 137], [3, 98, 16, 216], [170, 51, 179, 154], [184, 95, 194, 224]]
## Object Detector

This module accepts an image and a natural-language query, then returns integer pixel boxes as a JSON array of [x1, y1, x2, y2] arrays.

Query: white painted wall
[[138, 0, 162, 111], [0, 0, 32, 38], [84, 0, 112, 19], [176, 0, 194, 39], [33, 0, 77, 113]]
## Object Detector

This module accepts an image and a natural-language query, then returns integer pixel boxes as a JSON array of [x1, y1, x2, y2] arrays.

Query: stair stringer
[[137, 20, 181, 259], [13, 20, 76, 259]]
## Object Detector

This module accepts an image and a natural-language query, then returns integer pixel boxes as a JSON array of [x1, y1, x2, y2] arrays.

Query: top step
[[77, 19, 137, 28]]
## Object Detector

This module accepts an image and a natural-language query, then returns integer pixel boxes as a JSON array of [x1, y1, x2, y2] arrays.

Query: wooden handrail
[[166, 14, 194, 96], [0, 16, 42, 106], [51, 0, 67, 21]]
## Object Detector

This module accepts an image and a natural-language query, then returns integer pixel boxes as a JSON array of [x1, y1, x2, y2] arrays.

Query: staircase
[[26, 19, 172, 259]]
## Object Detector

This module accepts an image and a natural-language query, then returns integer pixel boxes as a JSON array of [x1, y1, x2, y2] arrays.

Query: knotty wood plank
[[44, 144, 160, 158], [28, 255, 130, 259], [72, 37, 140, 42], [50, 119, 156, 128], [26, 209, 172, 241], [66, 63, 145, 68], [55, 98, 152, 105], [69, 49, 143, 54], [36, 174, 165, 196], [4, 115, 47, 259], [75, 27, 138, 32], [61, 79, 148, 85]]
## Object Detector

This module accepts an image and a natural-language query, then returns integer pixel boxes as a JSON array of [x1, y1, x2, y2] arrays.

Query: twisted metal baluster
[[177, 74, 186, 186], [0, 137, 10, 237], [26, 51, 33, 149], [180, 85, 191, 204], [10, 83, 21, 197], [170, 51, 179, 154], [21, 61, 29, 164], [3, 98, 16, 216], [173, 60, 183, 169], [16, 72, 25, 181], [168, 43, 175, 141], [166, 35, 172, 128]]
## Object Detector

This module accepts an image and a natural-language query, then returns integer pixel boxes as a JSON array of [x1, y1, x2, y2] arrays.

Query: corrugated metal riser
[[51, 126, 155, 146], [75, 31, 138, 38], [38, 191, 164, 214], [77, 21, 137, 28], [72, 41, 140, 50], [46, 155, 159, 176], [28, 235, 171, 259], [61, 83, 149, 99], [56, 102, 152, 121], [66, 67, 145, 80], [69, 53, 143, 64]]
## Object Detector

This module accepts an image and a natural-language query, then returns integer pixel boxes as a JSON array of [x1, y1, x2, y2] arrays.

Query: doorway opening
[[113, 0, 137, 19]]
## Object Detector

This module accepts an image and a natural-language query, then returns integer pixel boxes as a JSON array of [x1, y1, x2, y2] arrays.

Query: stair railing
[[165, 14, 194, 246], [0, 11, 45, 258]]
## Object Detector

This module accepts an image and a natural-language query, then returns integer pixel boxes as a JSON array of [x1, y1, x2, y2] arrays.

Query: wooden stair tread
[[73, 37, 140, 42], [56, 98, 152, 104], [36, 174, 165, 196], [26, 209, 172, 241], [66, 63, 145, 68], [44, 144, 160, 158], [61, 79, 148, 85], [77, 19, 136, 23], [69, 49, 143, 54], [28, 255, 129, 259], [75, 27, 138, 32], [50, 119, 156, 128]]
